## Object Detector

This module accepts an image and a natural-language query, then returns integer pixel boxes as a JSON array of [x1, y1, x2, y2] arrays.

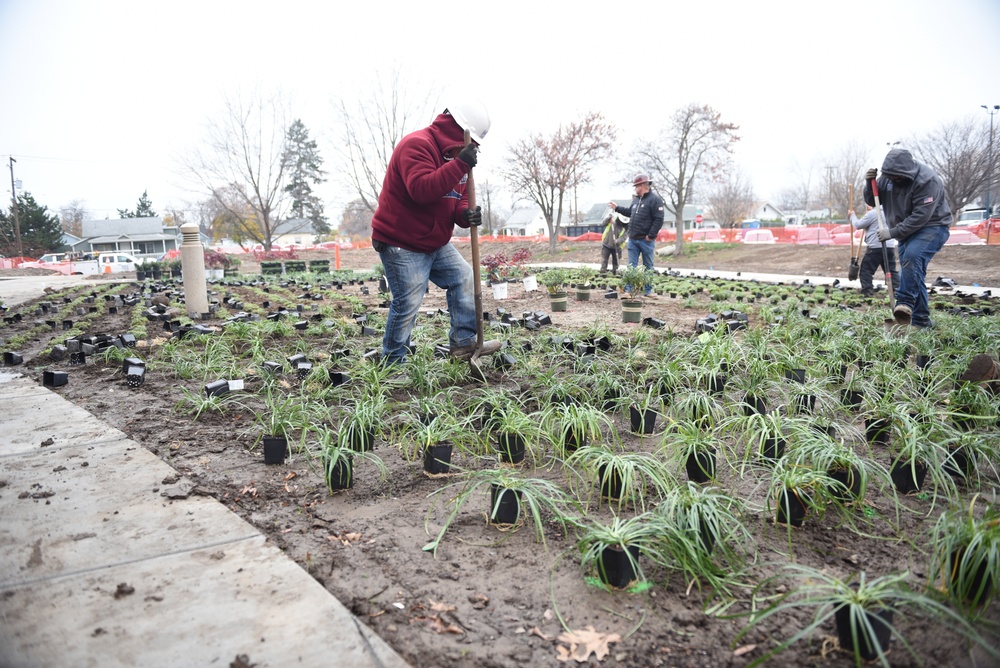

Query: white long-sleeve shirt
[[851, 208, 897, 248]]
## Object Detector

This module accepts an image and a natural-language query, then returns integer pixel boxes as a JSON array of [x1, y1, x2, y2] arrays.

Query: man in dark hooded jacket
[[371, 99, 501, 365], [863, 148, 950, 328]]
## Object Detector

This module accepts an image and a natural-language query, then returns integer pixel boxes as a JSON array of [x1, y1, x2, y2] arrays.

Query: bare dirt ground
[[2, 241, 999, 667]]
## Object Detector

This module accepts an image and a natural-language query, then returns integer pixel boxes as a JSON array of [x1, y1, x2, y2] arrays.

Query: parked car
[[742, 229, 776, 244], [955, 209, 988, 227], [944, 229, 986, 245], [791, 227, 833, 245], [686, 229, 723, 243]]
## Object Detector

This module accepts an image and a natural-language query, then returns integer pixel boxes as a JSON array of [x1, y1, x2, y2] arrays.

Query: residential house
[[70, 217, 181, 259], [270, 218, 326, 247], [500, 207, 548, 237]]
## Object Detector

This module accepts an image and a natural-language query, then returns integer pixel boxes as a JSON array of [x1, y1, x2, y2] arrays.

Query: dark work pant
[[860, 246, 897, 293], [600, 246, 619, 273]]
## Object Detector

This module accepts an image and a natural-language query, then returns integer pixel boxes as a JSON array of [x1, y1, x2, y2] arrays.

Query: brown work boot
[[892, 303, 912, 326], [450, 340, 502, 361], [959, 354, 1000, 395]]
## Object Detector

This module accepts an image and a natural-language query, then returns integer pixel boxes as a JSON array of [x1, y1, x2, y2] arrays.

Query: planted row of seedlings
[[11, 267, 1000, 666]]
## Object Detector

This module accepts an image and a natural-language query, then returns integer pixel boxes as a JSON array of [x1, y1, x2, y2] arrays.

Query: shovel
[[464, 130, 487, 382], [848, 184, 860, 281]]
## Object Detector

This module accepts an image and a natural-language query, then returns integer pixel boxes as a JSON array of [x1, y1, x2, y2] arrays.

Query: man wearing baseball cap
[[608, 173, 664, 296]]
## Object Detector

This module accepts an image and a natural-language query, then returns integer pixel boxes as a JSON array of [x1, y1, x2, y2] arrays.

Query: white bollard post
[[179, 223, 209, 317]]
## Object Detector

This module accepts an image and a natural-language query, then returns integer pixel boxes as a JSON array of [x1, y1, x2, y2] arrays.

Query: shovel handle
[[464, 131, 485, 352]]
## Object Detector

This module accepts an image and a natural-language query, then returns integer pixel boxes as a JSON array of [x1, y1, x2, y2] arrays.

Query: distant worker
[[849, 204, 897, 297], [370, 98, 502, 366], [608, 173, 664, 296], [599, 210, 628, 275], [864, 148, 951, 328]]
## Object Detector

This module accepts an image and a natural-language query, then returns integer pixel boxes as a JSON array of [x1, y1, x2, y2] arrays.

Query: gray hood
[[881, 149, 919, 180]]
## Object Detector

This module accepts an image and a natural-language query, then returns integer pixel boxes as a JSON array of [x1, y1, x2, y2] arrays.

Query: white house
[[500, 207, 548, 237], [71, 217, 181, 259]]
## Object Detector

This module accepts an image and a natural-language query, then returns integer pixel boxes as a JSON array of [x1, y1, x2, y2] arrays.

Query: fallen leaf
[[556, 625, 621, 662], [529, 627, 552, 641], [429, 599, 456, 613], [392, 602, 405, 610], [468, 593, 489, 609], [369, 610, 386, 618], [344, 532, 362, 542], [283, 471, 297, 481], [733, 644, 757, 657], [413, 615, 463, 635]]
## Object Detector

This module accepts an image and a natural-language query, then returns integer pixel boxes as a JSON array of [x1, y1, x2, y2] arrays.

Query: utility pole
[[8, 157, 22, 258], [826, 165, 835, 244], [983, 105, 999, 245]]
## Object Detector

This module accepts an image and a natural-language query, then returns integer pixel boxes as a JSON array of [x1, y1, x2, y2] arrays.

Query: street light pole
[[983, 105, 999, 244], [7, 157, 22, 258]]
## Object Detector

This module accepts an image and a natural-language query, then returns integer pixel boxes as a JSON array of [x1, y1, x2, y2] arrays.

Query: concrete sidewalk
[[0, 369, 408, 668]]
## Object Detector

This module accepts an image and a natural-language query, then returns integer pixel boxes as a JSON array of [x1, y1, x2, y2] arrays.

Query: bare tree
[[182, 91, 291, 250], [822, 140, 873, 216], [502, 111, 616, 253], [909, 116, 993, 220], [333, 70, 437, 214], [632, 104, 739, 256], [338, 199, 375, 240], [59, 200, 87, 236], [707, 170, 756, 229], [477, 179, 508, 236]]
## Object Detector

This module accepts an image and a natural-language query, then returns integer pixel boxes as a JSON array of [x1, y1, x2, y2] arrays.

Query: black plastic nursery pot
[[629, 405, 657, 435], [943, 445, 976, 482], [489, 485, 522, 525], [743, 393, 767, 415], [864, 417, 891, 445], [685, 448, 716, 484], [496, 432, 526, 464], [834, 604, 894, 662], [349, 428, 375, 452], [785, 368, 806, 384], [841, 389, 864, 411], [42, 370, 68, 388], [707, 374, 727, 397], [828, 466, 862, 502], [598, 544, 640, 589], [3, 352, 23, 366], [889, 459, 928, 494], [775, 488, 807, 527], [760, 437, 787, 462], [423, 443, 453, 475], [949, 546, 995, 606], [597, 463, 624, 501], [263, 436, 289, 465], [324, 455, 354, 492]]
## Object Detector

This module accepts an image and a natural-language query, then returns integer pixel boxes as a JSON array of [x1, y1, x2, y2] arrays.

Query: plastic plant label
[[227, 379, 245, 391]]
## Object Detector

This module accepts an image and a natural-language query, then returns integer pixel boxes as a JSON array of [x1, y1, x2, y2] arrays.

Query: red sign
[[694, 214, 704, 224]]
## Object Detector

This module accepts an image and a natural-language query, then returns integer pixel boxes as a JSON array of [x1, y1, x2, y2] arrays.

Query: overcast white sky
[[2, 0, 999, 223]]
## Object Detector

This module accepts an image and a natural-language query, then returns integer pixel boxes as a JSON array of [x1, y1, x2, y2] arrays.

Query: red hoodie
[[370, 113, 473, 253]]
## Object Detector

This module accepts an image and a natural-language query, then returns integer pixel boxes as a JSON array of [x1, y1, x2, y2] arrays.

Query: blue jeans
[[896, 224, 949, 326], [377, 242, 476, 365], [627, 238, 655, 294]]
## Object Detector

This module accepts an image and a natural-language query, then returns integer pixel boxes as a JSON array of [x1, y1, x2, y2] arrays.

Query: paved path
[[0, 271, 409, 667]]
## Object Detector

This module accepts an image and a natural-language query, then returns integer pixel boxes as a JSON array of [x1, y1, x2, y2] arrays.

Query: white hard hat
[[445, 98, 491, 144]]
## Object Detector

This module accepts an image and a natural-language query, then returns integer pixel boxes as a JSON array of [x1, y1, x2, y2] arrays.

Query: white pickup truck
[[21, 252, 144, 275]]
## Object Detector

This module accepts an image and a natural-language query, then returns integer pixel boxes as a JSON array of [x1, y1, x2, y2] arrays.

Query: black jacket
[[614, 191, 665, 240], [863, 149, 951, 241]]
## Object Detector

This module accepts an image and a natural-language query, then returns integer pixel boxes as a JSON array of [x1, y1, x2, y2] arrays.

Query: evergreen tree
[[282, 119, 329, 235], [118, 190, 157, 218], [0, 193, 64, 257]]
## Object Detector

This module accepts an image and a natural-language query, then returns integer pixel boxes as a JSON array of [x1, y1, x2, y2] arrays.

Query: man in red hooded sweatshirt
[[370, 98, 502, 366]]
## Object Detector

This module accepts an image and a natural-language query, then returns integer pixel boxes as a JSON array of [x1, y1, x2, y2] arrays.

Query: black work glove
[[865, 168, 878, 182], [457, 144, 478, 169], [461, 206, 483, 227]]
